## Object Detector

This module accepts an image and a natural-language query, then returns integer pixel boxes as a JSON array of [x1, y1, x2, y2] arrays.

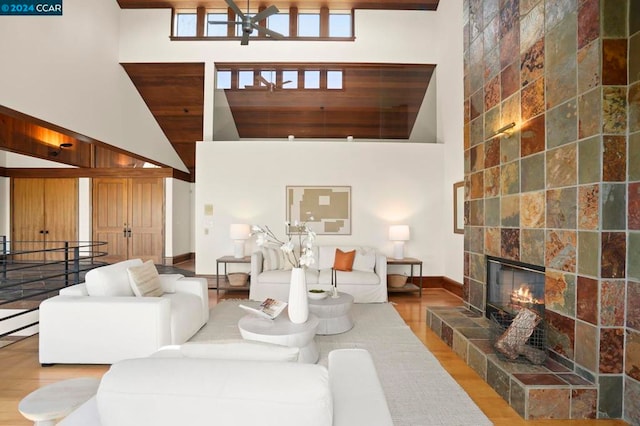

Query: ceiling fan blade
[[252, 23, 284, 39], [251, 5, 279, 23], [207, 20, 239, 25], [240, 31, 250, 45], [257, 76, 271, 86], [225, 0, 245, 19]]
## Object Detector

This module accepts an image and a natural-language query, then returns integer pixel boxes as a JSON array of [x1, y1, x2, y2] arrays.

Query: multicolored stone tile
[[469, 252, 486, 282], [546, 143, 577, 188], [467, 225, 484, 253], [484, 74, 501, 111], [469, 199, 485, 226], [574, 320, 598, 372], [545, 0, 577, 32], [484, 106, 501, 142], [632, 0, 640, 34], [599, 328, 624, 374], [578, 136, 601, 184], [484, 15, 499, 55], [602, 39, 628, 86], [485, 227, 501, 257], [632, 132, 640, 181], [627, 281, 640, 331], [501, 228, 520, 260], [629, 233, 640, 281], [501, 161, 520, 195], [546, 309, 575, 359], [464, 123, 471, 150], [546, 187, 577, 229], [501, 61, 520, 100], [470, 171, 485, 199], [521, 38, 545, 87], [599, 375, 623, 419], [528, 388, 571, 419], [601, 232, 626, 278], [577, 40, 601, 94], [487, 359, 510, 401], [501, 194, 520, 226], [578, 184, 599, 230], [547, 99, 578, 149], [470, 143, 485, 172], [571, 388, 598, 419], [577, 0, 599, 50], [499, 0, 519, 37], [520, 114, 545, 157], [601, 184, 626, 230], [484, 167, 501, 197], [576, 275, 598, 324], [485, 46, 501, 82], [471, 116, 484, 146], [521, 191, 545, 228], [470, 88, 484, 121], [546, 270, 576, 317], [501, 93, 521, 134], [483, 0, 499, 25], [500, 26, 520, 71], [500, 135, 520, 163], [602, 86, 627, 135], [485, 137, 500, 168], [601, 0, 627, 38], [600, 280, 625, 326], [630, 33, 640, 85], [521, 77, 545, 120], [469, 37, 485, 94], [630, 82, 640, 133], [521, 152, 545, 192], [485, 196, 500, 226], [469, 0, 483, 41], [521, 228, 545, 266], [546, 230, 577, 272], [578, 88, 601, 138], [625, 376, 640, 425], [520, 2, 544, 54], [578, 231, 599, 277], [545, 15, 578, 109]]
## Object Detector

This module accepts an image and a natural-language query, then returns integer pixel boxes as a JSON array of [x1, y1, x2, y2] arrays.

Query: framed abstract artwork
[[286, 186, 351, 235]]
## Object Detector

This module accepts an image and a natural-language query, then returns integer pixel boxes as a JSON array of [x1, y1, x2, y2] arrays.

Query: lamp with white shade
[[229, 224, 251, 258], [389, 225, 410, 260]]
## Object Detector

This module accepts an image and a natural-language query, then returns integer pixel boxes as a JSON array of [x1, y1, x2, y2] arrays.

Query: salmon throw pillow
[[333, 249, 356, 271]]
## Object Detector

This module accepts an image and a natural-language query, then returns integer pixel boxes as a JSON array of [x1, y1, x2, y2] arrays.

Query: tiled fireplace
[[460, 0, 640, 423]]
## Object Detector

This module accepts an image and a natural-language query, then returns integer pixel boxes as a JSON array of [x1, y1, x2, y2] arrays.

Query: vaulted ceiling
[[116, 0, 439, 11]]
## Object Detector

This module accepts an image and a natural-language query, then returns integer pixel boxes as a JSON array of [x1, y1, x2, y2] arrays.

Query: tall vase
[[288, 267, 309, 324]]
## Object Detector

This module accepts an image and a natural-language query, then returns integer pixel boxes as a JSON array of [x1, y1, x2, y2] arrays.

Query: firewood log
[[518, 344, 547, 364], [494, 308, 541, 360]]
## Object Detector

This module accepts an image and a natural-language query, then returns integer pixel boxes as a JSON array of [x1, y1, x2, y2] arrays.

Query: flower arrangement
[[252, 221, 317, 268]]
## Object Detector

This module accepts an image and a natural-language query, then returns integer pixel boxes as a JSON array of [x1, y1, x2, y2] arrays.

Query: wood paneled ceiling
[[117, 0, 439, 11]]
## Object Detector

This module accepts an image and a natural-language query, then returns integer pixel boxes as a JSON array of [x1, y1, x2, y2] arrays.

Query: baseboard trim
[[163, 252, 194, 265], [407, 276, 463, 297]]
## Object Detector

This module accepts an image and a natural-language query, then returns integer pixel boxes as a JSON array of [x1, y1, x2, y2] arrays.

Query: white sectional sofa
[[250, 245, 387, 303], [39, 259, 209, 365], [58, 347, 393, 426]]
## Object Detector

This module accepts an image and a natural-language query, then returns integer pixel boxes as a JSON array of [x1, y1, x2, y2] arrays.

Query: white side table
[[308, 292, 354, 335], [18, 377, 100, 426], [238, 313, 319, 363]]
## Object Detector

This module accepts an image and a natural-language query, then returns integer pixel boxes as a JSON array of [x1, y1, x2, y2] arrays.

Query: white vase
[[288, 267, 309, 324]]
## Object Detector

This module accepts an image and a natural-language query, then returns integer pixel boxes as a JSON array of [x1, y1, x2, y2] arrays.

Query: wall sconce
[[288, 135, 295, 141], [49, 142, 73, 157], [493, 122, 516, 138], [230, 224, 251, 258], [346, 135, 354, 142], [389, 225, 410, 260]]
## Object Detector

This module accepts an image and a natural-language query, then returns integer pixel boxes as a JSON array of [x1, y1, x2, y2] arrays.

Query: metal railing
[[0, 236, 108, 342]]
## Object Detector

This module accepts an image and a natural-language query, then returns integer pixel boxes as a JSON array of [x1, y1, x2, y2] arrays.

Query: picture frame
[[286, 186, 351, 235], [453, 181, 464, 234]]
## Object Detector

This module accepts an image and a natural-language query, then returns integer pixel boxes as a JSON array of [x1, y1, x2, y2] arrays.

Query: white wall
[[165, 178, 193, 258], [0, 0, 187, 172], [195, 142, 445, 275]]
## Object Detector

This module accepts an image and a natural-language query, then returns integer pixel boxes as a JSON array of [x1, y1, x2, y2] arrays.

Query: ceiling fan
[[257, 75, 292, 91], [209, 0, 284, 45]]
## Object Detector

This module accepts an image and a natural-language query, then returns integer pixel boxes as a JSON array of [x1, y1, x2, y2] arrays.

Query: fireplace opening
[[486, 256, 547, 363]]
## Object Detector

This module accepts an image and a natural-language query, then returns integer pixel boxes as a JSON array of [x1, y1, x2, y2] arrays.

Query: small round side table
[[18, 377, 100, 426], [308, 292, 354, 335], [238, 313, 319, 363]]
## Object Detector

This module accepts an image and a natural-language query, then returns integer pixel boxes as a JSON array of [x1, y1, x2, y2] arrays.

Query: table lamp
[[389, 225, 410, 260], [230, 224, 250, 258]]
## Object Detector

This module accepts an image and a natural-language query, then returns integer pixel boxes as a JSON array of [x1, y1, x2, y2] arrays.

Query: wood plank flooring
[[0, 266, 628, 425]]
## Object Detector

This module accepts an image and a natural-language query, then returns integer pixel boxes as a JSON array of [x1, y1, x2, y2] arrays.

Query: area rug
[[191, 300, 493, 426]]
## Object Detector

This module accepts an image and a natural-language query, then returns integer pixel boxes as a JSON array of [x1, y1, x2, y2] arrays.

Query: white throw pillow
[[262, 247, 292, 271], [352, 248, 377, 272], [127, 260, 163, 297], [85, 259, 142, 297], [179, 340, 300, 362]]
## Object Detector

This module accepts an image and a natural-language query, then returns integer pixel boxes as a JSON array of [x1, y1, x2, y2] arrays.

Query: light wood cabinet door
[[92, 177, 164, 264]]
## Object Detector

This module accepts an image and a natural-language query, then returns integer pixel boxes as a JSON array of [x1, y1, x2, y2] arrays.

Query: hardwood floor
[[0, 265, 628, 425]]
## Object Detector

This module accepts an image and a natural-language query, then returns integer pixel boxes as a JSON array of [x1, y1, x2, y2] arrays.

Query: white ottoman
[[19, 377, 100, 426], [238, 313, 319, 363]]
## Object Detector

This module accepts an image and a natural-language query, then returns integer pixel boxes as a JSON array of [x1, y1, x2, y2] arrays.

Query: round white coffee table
[[308, 292, 354, 335], [238, 313, 319, 363], [18, 377, 100, 426]]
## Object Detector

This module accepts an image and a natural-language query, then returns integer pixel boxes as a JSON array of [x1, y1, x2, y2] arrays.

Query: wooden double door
[[92, 178, 164, 264], [11, 178, 78, 261]]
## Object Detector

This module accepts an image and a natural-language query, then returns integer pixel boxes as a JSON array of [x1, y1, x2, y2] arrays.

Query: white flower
[[280, 241, 294, 253], [255, 234, 267, 246], [252, 221, 316, 268]]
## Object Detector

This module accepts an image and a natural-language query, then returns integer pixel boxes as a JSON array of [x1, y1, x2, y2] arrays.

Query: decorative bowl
[[308, 290, 328, 300]]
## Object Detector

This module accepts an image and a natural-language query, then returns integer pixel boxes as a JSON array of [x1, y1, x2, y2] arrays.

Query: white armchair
[[39, 259, 209, 365]]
